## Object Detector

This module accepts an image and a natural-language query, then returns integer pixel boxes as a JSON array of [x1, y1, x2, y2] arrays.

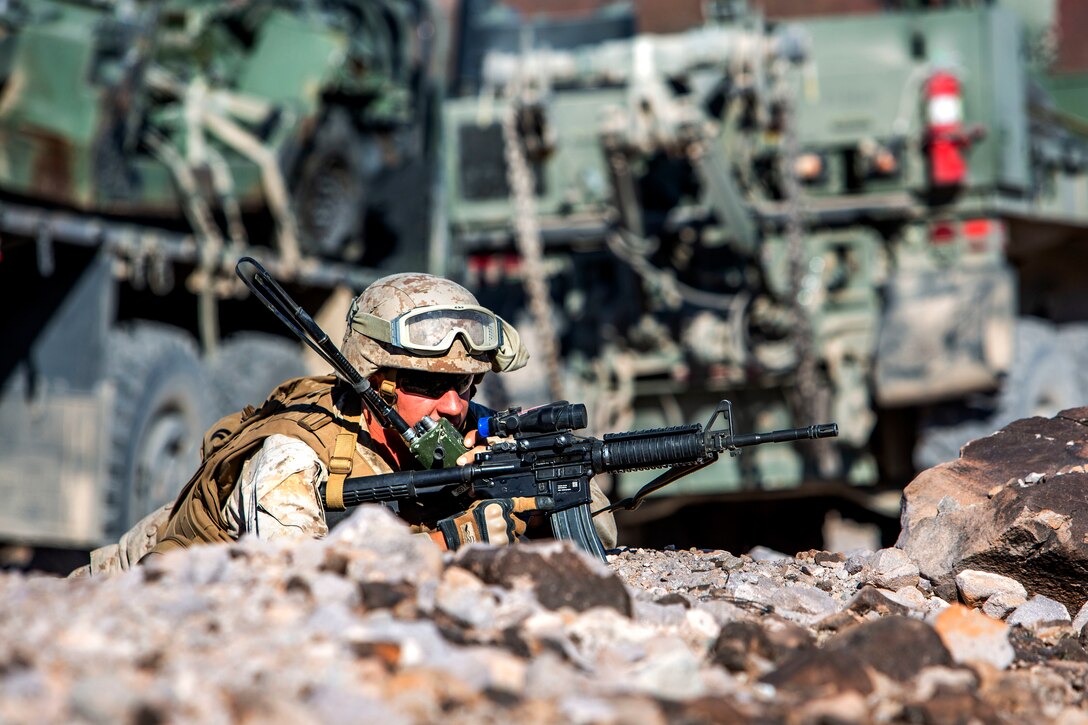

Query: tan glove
[[436, 497, 545, 550]]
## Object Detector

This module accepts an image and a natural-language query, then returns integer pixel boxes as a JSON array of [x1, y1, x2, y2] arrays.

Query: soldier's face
[[381, 370, 474, 429]]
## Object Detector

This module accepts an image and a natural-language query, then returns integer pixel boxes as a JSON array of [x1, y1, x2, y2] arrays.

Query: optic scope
[[478, 401, 588, 437]]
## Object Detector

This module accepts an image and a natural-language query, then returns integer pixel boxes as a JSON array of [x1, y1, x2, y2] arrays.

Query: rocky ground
[[4, 408, 1088, 723]]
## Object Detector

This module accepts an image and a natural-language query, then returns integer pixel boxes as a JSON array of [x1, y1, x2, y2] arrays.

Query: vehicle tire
[[291, 110, 372, 261], [209, 333, 308, 417], [994, 318, 1081, 423], [1059, 322, 1088, 404], [914, 317, 1082, 470], [106, 323, 215, 540], [913, 409, 991, 472]]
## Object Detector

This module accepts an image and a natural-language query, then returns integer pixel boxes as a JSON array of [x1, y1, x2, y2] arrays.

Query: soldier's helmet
[[342, 273, 528, 378]]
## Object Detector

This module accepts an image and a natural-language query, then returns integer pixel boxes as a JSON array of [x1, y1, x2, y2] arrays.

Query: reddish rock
[[901, 689, 998, 725], [1008, 628, 1088, 665], [760, 647, 876, 696], [817, 585, 913, 631], [662, 696, 755, 724], [763, 616, 953, 695], [897, 409, 1088, 613], [711, 621, 777, 674], [933, 604, 1015, 670], [825, 616, 953, 682], [453, 542, 633, 616]]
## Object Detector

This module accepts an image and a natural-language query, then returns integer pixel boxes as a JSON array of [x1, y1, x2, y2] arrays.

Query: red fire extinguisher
[[923, 70, 984, 188]]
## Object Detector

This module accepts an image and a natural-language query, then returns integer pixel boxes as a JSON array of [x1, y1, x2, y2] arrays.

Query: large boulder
[[897, 408, 1088, 612]]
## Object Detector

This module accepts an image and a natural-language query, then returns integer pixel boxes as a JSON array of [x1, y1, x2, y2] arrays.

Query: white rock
[[1073, 601, 1088, 633], [724, 572, 779, 607], [435, 566, 496, 628], [1053, 708, 1088, 725], [1007, 595, 1071, 629], [328, 505, 443, 583], [697, 599, 746, 626], [561, 696, 618, 725], [632, 599, 688, 627], [981, 589, 1027, 620], [748, 546, 793, 562], [954, 569, 1027, 608], [770, 585, 838, 624], [936, 496, 961, 513], [867, 548, 920, 590], [885, 586, 927, 610], [626, 637, 707, 700], [684, 608, 721, 642]]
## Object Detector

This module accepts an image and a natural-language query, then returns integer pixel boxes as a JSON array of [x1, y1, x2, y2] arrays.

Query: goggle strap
[[350, 313, 396, 345]]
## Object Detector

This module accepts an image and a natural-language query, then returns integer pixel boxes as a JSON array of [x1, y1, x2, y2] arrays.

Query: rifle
[[330, 400, 838, 560]]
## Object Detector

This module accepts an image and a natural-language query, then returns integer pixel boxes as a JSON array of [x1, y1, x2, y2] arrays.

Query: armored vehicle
[[0, 0, 443, 548], [443, 0, 1088, 548]]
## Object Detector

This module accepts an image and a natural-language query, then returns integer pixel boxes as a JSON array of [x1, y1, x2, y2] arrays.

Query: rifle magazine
[[549, 504, 607, 561]]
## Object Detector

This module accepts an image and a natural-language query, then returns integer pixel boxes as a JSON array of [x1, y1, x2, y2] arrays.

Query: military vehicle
[[0, 0, 443, 549], [443, 0, 1088, 548]]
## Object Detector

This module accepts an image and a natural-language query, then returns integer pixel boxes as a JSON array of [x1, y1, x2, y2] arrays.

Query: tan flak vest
[[150, 375, 384, 556]]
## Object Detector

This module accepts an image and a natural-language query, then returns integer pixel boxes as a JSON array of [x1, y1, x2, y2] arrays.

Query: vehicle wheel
[[914, 317, 1082, 470], [106, 323, 215, 540], [1059, 322, 1088, 405], [913, 409, 991, 472], [994, 318, 1081, 422], [291, 110, 371, 261], [209, 333, 308, 416]]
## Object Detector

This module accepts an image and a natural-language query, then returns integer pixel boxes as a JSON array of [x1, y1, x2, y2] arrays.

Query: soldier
[[72, 273, 617, 575]]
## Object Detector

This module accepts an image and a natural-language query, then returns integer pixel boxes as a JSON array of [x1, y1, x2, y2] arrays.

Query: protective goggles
[[351, 304, 503, 355], [395, 370, 476, 399]]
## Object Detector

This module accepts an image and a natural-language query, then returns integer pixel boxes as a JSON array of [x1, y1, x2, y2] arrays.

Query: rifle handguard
[[598, 424, 706, 472]]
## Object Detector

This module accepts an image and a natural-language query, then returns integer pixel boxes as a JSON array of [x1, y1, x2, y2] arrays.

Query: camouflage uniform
[[72, 273, 617, 576]]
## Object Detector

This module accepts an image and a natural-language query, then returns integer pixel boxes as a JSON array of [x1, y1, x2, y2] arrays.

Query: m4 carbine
[[327, 400, 838, 560]]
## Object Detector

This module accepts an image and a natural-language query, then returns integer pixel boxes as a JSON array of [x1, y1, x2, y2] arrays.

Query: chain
[[776, 65, 840, 477], [501, 98, 565, 402]]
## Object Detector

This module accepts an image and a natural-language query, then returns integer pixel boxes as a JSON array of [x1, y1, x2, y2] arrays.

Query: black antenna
[[235, 257, 417, 442]]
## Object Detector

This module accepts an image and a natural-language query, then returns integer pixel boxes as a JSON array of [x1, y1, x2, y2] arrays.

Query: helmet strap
[[379, 372, 399, 406]]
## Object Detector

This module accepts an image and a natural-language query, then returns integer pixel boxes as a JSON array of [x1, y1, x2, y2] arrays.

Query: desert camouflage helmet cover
[[342, 273, 529, 378]]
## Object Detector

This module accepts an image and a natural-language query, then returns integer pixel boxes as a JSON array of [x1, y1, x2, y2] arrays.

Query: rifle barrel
[[728, 423, 838, 448]]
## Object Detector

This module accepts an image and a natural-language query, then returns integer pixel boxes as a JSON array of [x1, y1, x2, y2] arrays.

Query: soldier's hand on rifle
[[455, 429, 508, 466], [435, 497, 543, 550]]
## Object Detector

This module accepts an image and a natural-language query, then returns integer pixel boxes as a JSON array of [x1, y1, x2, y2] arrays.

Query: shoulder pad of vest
[[201, 374, 340, 458]]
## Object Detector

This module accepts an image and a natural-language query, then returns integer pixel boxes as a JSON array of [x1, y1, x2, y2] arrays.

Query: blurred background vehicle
[[443, 0, 1088, 550], [3, 0, 1087, 562], [0, 0, 444, 554]]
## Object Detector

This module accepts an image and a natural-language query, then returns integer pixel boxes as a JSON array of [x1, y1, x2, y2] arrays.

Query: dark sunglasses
[[396, 370, 475, 399]]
